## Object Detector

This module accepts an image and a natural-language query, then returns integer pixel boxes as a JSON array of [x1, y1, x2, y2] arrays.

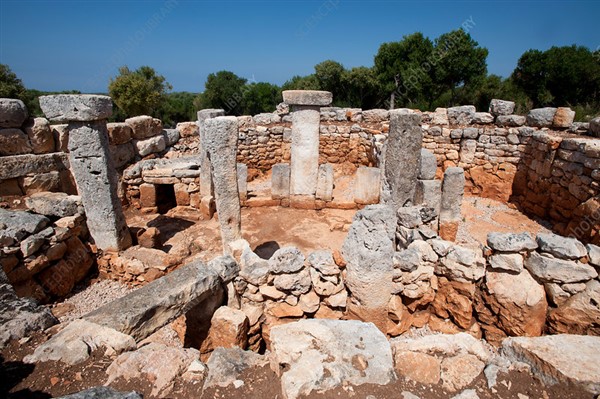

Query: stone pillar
[[204, 116, 242, 254], [198, 109, 225, 219], [271, 163, 290, 200], [315, 164, 334, 202], [39, 95, 131, 251], [439, 167, 465, 241], [237, 163, 248, 202], [282, 90, 332, 198], [382, 110, 423, 210], [354, 167, 381, 205]]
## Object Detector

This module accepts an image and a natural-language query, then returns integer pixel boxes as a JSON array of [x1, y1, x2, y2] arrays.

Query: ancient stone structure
[[204, 116, 242, 253], [197, 109, 225, 219], [439, 167, 466, 241], [382, 110, 423, 209], [282, 90, 332, 198], [39, 95, 132, 251]]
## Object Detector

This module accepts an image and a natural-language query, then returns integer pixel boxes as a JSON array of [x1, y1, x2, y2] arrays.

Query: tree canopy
[[109, 66, 172, 117]]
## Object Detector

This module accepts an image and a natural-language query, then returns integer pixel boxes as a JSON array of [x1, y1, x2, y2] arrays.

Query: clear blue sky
[[1, 0, 598, 93]]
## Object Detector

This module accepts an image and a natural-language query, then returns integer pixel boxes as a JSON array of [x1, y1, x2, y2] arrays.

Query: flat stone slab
[[282, 90, 333, 106], [0, 208, 49, 244], [502, 334, 600, 394], [0, 153, 69, 180], [84, 261, 223, 341], [269, 319, 395, 399], [39, 94, 112, 122]]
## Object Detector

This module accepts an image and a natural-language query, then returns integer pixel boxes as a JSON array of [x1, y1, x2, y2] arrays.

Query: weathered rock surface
[[441, 354, 485, 392], [0, 269, 57, 348], [448, 106, 476, 125], [204, 347, 268, 389], [56, 387, 142, 399], [502, 334, 600, 394], [23, 117, 54, 154], [24, 319, 135, 365], [207, 306, 249, 349], [536, 233, 587, 260], [40, 95, 112, 122], [106, 343, 199, 397], [525, 252, 597, 284], [488, 253, 523, 272], [391, 333, 492, 363], [67, 120, 131, 251], [25, 192, 82, 218], [481, 268, 547, 338], [0, 98, 28, 127], [0, 152, 69, 180], [548, 280, 600, 335], [289, 104, 320, 196], [0, 128, 32, 155], [341, 205, 395, 328], [84, 261, 223, 341], [382, 111, 422, 208], [487, 232, 537, 252], [419, 149, 437, 180], [269, 319, 395, 399], [282, 90, 333, 106], [272, 163, 291, 199], [437, 245, 485, 283], [269, 246, 305, 274], [0, 208, 49, 244], [489, 99, 515, 116], [526, 107, 557, 128], [204, 116, 242, 252]]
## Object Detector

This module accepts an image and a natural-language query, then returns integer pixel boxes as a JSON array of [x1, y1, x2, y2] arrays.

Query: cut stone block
[[282, 90, 333, 106], [237, 163, 248, 201], [272, 163, 291, 199], [290, 105, 320, 196], [354, 167, 381, 205], [316, 164, 334, 201], [40, 94, 112, 122], [198, 109, 225, 198]]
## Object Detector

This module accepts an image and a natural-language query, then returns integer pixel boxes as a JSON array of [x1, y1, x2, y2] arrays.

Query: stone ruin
[[1, 92, 600, 398]]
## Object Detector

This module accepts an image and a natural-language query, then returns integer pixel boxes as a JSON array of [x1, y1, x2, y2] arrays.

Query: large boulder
[[0, 269, 57, 348], [106, 343, 199, 397], [502, 334, 600, 394], [25, 192, 82, 218], [0, 208, 49, 246], [24, 319, 135, 365], [269, 319, 395, 399], [39, 94, 112, 122], [0, 98, 28, 128], [547, 280, 600, 335], [84, 261, 223, 341], [536, 233, 587, 260], [204, 347, 268, 389], [525, 252, 597, 284], [56, 387, 142, 399], [526, 107, 557, 127], [489, 99, 515, 116], [23, 117, 54, 154], [447, 105, 476, 125], [479, 268, 547, 340], [341, 205, 396, 329], [0, 128, 32, 155], [487, 232, 537, 252]]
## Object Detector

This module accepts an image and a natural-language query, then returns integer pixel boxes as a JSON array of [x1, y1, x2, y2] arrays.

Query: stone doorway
[[155, 184, 177, 214]]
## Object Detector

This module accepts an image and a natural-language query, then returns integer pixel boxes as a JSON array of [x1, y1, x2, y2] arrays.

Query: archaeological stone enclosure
[[1, 91, 600, 398]]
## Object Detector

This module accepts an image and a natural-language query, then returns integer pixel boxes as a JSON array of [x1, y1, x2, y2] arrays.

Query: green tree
[[374, 33, 435, 109], [281, 74, 320, 91], [512, 49, 552, 107], [314, 60, 346, 99], [433, 29, 488, 105], [0, 64, 27, 99], [157, 92, 198, 126], [108, 66, 172, 117], [195, 71, 247, 115], [243, 82, 281, 115], [342, 67, 380, 109]]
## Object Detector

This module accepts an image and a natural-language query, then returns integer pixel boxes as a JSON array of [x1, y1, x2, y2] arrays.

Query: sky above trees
[[0, 0, 598, 93]]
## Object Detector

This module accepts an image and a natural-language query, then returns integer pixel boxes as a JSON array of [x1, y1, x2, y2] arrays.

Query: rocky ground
[[2, 197, 595, 399]]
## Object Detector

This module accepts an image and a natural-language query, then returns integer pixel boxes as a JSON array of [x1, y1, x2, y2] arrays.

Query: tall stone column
[[39, 95, 131, 251], [198, 109, 225, 198], [381, 110, 423, 210], [197, 109, 225, 219], [282, 90, 332, 198], [439, 167, 465, 241], [204, 116, 242, 254]]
